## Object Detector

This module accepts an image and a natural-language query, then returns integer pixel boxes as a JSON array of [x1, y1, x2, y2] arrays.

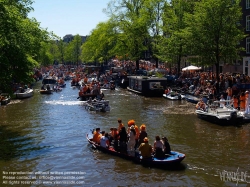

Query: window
[[247, 0, 250, 9], [246, 37, 250, 54], [247, 16, 250, 31]]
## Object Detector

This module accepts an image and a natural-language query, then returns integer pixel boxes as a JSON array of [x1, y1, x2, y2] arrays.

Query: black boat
[[127, 76, 168, 97]]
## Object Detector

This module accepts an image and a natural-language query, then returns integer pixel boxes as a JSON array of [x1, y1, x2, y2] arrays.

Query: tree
[[65, 34, 82, 65], [81, 20, 118, 65], [142, 0, 166, 68], [105, 0, 149, 70], [0, 0, 49, 92], [184, 0, 245, 80]]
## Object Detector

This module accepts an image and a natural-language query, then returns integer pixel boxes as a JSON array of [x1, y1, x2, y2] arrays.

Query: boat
[[163, 89, 184, 100], [127, 76, 168, 97], [184, 94, 200, 104], [86, 134, 185, 167], [39, 89, 53, 94], [42, 76, 57, 88], [0, 93, 11, 105], [85, 99, 110, 112], [14, 87, 34, 99], [195, 100, 244, 126]]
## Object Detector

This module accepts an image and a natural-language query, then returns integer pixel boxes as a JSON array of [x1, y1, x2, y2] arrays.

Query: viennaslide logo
[[219, 167, 249, 186]]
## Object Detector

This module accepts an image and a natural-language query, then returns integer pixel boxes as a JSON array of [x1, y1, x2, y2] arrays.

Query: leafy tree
[[105, 0, 149, 70], [81, 20, 119, 65], [184, 0, 245, 79], [65, 34, 82, 65], [142, 0, 166, 68], [0, 0, 49, 92]]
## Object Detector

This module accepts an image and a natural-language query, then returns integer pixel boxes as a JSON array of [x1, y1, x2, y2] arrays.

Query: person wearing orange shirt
[[240, 92, 246, 111], [232, 95, 239, 110], [117, 118, 124, 132], [92, 128, 101, 143]]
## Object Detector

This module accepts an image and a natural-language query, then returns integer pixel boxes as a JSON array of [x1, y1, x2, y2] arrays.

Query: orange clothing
[[233, 97, 238, 109], [93, 131, 100, 143], [240, 95, 246, 110], [135, 125, 139, 140], [227, 88, 232, 97]]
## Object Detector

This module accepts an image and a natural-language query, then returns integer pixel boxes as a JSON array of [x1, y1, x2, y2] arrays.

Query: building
[[242, 0, 250, 75]]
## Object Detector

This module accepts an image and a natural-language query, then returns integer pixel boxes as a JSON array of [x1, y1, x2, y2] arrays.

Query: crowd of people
[[91, 119, 171, 159]]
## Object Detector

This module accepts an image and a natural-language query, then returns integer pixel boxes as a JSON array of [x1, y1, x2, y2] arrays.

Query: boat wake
[[44, 100, 87, 106]]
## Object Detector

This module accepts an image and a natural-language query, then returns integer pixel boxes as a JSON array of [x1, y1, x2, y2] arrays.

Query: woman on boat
[[153, 136, 164, 159], [162, 137, 171, 155], [138, 124, 147, 146], [127, 126, 136, 156]]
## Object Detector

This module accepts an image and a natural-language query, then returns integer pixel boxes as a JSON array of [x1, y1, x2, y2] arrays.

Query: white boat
[[14, 88, 34, 99], [195, 100, 244, 126], [85, 100, 110, 112], [163, 93, 182, 100]]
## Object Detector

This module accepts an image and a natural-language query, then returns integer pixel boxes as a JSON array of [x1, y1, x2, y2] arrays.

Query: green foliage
[[0, 0, 49, 92], [184, 0, 245, 78]]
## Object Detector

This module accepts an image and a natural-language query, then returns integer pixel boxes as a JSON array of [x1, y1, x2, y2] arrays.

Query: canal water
[[0, 81, 249, 187]]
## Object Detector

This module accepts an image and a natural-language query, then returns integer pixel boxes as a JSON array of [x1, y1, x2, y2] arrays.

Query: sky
[[28, 0, 110, 38]]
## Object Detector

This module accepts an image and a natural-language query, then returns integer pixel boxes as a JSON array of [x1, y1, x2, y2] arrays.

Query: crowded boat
[[87, 119, 185, 167]]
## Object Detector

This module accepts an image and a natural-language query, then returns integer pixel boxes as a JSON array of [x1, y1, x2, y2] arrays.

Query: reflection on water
[[0, 81, 249, 186]]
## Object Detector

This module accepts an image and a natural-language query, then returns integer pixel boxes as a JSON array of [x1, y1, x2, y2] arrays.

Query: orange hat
[[140, 124, 146, 131], [127, 120, 135, 127]]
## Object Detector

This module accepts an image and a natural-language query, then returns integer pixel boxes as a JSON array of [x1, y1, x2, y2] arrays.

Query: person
[[226, 87, 232, 105], [153, 136, 164, 159], [117, 118, 124, 132], [113, 128, 119, 151], [127, 126, 136, 156], [219, 95, 225, 108], [108, 128, 114, 145], [162, 137, 171, 155], [138, 124, 147, 146], [245, 91, 250, 114], [119, 126, 128, 154], [100, 133, 110, 148], [46, 84, 51, 91], [41, 84, 45, 90], [138, 137, 152, 159], [196, 99, 206, 111], [240, 92, 246, 111], [232, 95, 239, 110], [92, 128, 101, 143]]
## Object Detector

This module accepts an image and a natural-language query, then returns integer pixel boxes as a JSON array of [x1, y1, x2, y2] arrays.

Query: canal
[[0, 81, 249, 187]]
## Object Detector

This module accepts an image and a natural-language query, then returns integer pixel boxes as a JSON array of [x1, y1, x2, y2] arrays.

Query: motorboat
[[85, 99, 110, 112], [14, 87, 34, 99], [195, 100, 244, 126]]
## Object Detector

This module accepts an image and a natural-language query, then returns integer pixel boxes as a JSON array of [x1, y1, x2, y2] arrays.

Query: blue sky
[[29, 0, 110, 38]]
